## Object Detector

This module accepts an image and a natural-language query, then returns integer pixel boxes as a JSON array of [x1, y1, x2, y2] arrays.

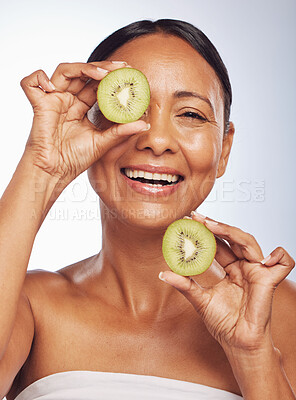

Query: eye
[[177, 111, 207, 121]]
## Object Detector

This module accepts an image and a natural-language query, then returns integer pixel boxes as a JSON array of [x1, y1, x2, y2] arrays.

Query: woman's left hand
[[159, 213, 295, 354]]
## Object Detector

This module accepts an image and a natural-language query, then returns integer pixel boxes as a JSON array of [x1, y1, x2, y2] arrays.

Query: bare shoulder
[[23, 254, 98, 307], [23, 268, 69, 299], [271, 278, 296, 385]]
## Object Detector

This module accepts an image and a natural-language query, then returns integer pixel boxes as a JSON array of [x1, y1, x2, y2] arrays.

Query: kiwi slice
[[97, 67, 150, 124], [162, 219, 216, 276]]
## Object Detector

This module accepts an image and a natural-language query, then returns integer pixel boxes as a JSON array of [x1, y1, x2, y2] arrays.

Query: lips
[[122, 164, 184, 176], [120, 164, 184, 196]]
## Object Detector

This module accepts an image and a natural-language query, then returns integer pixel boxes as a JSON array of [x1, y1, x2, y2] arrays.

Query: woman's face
[[88, 33, 233, 229]]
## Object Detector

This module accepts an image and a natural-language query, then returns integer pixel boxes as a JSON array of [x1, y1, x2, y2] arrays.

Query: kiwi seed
[[97, 67, 150, 124], [162, 219, 216, 276]]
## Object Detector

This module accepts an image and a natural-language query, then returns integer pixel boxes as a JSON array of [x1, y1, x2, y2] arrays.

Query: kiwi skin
[[162, 219, 216, 276], [96, 67, 150, 124]]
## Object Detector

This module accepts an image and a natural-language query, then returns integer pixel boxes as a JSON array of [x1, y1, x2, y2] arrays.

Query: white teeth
[[124, 168, 180, 183], [146, 183, 163, 187], [145, 172, 153, 180]]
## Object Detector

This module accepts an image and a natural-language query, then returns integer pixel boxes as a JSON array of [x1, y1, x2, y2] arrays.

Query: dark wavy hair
[[88, 19, 232, 134]]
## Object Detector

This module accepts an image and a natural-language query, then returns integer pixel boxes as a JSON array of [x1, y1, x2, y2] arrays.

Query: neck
[[96, 204, 225, 320]]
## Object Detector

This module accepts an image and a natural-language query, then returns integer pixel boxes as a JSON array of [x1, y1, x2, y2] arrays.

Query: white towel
[[14, 370, 243, 400]]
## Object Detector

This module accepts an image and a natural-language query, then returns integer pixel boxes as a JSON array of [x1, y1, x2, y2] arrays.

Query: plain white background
[[0, 0, 295, 282]]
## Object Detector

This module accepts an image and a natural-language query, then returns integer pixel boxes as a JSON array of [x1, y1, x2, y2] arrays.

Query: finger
[[93, 121, 150, 159], [90, 61, 131, 70], [59, 61, 129, 94], [215, 235, 238, 267], [50, 61, 129, 94], [72, 79, 99, 118], [259, 247, 295, 286], [20, 69, 55, 107], [191, 212, 264, 263], [65, 61, 134, 118], [50, 63, 109, 92], [158, 271, 211, 314], [261, 245, 295, 270]]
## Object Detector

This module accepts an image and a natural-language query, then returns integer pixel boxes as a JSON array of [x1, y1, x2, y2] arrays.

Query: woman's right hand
[[20, 62, 148, 185]]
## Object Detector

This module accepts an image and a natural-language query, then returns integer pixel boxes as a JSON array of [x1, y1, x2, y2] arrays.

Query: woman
[[0, 19, 295, 400]]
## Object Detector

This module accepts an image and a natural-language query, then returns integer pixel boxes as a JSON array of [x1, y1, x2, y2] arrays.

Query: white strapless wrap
[[14, 371, 243, 400]]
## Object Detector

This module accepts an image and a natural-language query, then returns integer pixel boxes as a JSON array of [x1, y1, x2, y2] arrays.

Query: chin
[[101, 201, 185, 231]]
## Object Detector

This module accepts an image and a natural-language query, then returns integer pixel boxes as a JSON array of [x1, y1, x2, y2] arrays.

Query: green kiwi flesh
[[162, 219, 216, 276], [97, 67, 150, 124]]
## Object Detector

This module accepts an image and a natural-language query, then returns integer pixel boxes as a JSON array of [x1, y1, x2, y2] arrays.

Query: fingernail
[[260, 254, 271, 264], [205, 219, 218, 226], [97, 67, 109, 74], [140, 123, 150, 132], [183, 216, 192, 220], [111, 61, 127, 65], [159, 272, 167, 282], [191, 211, 206, 219], [48, 81, 56, 90]]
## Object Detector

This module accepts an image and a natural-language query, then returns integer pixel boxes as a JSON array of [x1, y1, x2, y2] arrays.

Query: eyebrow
[[173, 90, 214, 114]]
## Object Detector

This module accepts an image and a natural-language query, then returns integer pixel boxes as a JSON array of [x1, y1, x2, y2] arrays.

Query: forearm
[[0, 151, 61, 355], [225, 342, 296, 399]]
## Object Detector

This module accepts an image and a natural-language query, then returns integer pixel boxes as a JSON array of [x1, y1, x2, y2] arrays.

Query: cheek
[[184, 131, 221, 172], [182, 131, 221, 202], [87, 141, 128, 200], [87, 163, 109, 197]]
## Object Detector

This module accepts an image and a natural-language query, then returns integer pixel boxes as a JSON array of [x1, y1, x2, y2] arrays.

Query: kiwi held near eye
[[162, 219, 216, 276], [97, 67, 150, 124]]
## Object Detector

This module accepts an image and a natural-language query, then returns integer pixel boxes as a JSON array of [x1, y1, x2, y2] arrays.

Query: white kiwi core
[[116, 86, 130, 107], [183, 237, 197, 260]]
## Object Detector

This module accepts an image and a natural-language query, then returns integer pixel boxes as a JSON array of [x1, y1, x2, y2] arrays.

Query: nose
[[135, 105, 179, 156]]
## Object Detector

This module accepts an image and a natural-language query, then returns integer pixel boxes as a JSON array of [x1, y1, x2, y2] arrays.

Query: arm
[[0, 152, 60, 358], [0, 291, 34, 397], [0, 61, 148, 397], [225, 339, 296, 399], [159, 213, 296, 398], [0, 155, 58, 398], [226, 279, 296, 399]]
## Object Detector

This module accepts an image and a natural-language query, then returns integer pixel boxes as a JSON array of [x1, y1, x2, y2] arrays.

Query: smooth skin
[[0, 34, 295, 400]]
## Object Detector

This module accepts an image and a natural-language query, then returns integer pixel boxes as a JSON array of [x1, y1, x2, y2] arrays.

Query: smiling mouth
[[120, 168, 184, 187]]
